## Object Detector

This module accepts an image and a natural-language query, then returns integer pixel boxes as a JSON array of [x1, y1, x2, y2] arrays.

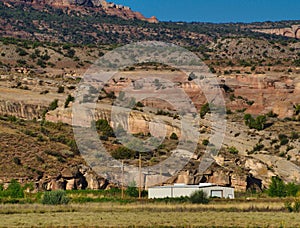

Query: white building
[[148, 183, 234, 199]]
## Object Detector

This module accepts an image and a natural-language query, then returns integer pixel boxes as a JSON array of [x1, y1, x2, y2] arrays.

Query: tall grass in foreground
[[0, 206, 299, 227]]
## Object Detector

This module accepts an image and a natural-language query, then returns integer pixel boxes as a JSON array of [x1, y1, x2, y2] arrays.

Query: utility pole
[[160, 164, 162, 186], [121, 160, 124, 199], [139, 153, 142, 199]]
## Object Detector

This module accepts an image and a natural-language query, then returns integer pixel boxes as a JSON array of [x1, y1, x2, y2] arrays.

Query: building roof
[[149, 183, 234, 189]]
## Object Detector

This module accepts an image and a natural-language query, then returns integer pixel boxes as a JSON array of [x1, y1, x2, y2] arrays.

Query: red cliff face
[[4, 0, 159, 23]]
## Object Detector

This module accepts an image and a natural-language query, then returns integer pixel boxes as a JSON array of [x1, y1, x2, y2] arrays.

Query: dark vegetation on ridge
[[0, 0, 299, 46]]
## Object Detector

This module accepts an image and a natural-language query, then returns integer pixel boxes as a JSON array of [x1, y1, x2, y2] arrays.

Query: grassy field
[[0, 201, 300, 227]]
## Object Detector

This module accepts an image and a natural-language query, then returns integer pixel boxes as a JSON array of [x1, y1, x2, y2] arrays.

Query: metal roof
[[149, 184, 234, 189]]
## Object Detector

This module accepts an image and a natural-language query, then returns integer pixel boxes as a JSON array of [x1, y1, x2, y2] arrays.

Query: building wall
[[202, 186, 235, 199], [173, 187, 199, 198], [148, 187, 173, 199], [148, 186, 234, 199]]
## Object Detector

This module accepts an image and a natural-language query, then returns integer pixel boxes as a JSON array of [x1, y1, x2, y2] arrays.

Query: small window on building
[[211, 190, 223, 198]]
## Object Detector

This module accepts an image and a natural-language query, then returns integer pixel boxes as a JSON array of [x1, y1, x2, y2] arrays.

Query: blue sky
[[112, 0, 300, 23]]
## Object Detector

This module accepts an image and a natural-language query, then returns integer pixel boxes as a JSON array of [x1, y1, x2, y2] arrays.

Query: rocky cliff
[[44, 103, 300, 191], [1, 70, 299, 191], [5, 0, 159, 23], [224, 74, 300, 118], [253, 25, 300, 39]]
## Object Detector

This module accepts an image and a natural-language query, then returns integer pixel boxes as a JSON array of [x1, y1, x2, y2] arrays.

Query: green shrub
[[294, 201, 300, 212], [267, 111, 278, 118], [64, 94, 75, 108], [41, 53, 50, 61], [246, 100, 254, 106], [65, 49, 75, 58], [6, 179, 24, 198], [268, 176, 286, 197], [291, 132, 299, 140], [57, 86, 64, 93], [188, 72, 197, 81], [170, 132, 178, 140], [16, 47, 28, 56], [285, 201, 293, 212], [278, 134, 289, 145], [136, 101, 144, 107], [200, 103, 210, 118], [285, 200, 300, 212], [189, 190, 209, 204], [17, 59, 27, 66], [23, 182, 34, 192], [285, 182, 299, 197], [125, 181, 139, 197], [67, 139, 80, 155], [244, 114, 267, 130], [7, 115, 17, 122], [95, 119, 114, 137], [226, 109, 233, 114], [13, 157, 21, 165], [228, 146, 239, 154], [42, 190, 69, 205], [294, 104, 300, 115], [49, 99, 59, 111], [252, 143, 264, 152], [111, 147, 135, 159], [202, 139, 209, 146], [37, 59, 46, 68], [154, 196, 189, 203], [268, 176, 299, 198]]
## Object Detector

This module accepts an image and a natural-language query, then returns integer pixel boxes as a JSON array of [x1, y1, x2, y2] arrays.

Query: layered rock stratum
[[253, 25, 300, 39], [3, 0, 159, 23]]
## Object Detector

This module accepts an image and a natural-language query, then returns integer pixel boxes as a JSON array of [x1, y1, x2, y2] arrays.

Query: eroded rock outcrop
[[224, 74, 300, 118], [253, 25, 300, 39], [38, 165, 108, 191], [0, 100, 46, 119], [46, 104, 182, 138], [7, 0, 159, 23]]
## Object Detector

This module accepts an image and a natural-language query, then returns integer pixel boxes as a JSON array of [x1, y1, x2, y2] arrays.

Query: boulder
[[66, 179, 76, 190], [176, 171, 196, 185], [61, 167, 79, 179], [231, 174, 247, 191], [47, 178, 66, 190], [84, 171, 106, 190], [207, 171, 230, 186]]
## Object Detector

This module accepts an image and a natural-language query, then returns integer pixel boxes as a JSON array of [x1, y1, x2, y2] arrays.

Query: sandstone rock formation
[[0, 100, 46, 119], [7, 0, 159, 23], [32, 165, 108, 191], [0, 86, 65, 119], [223, 74, 300, 118], [253, 25, 300, 39], [1, 69, 299, 191]]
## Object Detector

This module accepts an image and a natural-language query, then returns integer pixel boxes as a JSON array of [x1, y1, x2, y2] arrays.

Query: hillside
[[0, 0, 300, 192], [3, 0, 158, 22], [1, 0, 300, 46]]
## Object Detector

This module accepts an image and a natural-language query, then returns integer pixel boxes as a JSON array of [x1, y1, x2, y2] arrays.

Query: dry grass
[[0, 211, 295, 227], [0, 201, 299, 227], [0, 200, 287, 213], [0, 209, 299, 227]]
